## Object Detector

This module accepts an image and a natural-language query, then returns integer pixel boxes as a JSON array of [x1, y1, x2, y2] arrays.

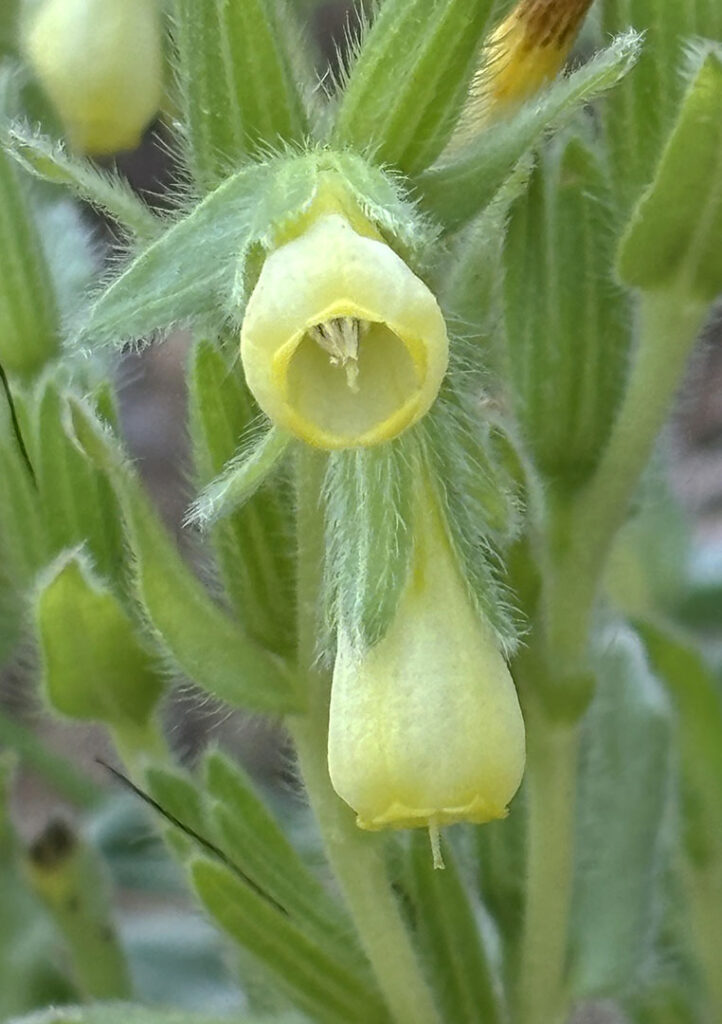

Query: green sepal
[[416, 31, 641, 231], [421, 388, 521, 657], [68, 398, 304, 715], [2, 125, 162, 243], [191, 857, 392, 1024], [77, 155, 318, 351], [187, 339, 296, 656], [322, 437, 414, 654], [602, 0, 722, 214], [204, 750, 364, 970], [187, 425, 291, 529], [0, 143, 58, 377], [617, 49, 722, 303], [503, 136, 631, 486], [172, 0, 308, 191], [0, 399, 48, 589], [0, 0, 18, 58], [35, 552, 164, 729], [333, 0, 496, 175], [408, 832, 502, 1024], [569, 627, 673, 999]]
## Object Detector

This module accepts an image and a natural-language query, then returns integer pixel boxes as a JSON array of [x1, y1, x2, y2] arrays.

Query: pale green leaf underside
[[7, 1009, 248, 1024], [417, 31, 642, 230]]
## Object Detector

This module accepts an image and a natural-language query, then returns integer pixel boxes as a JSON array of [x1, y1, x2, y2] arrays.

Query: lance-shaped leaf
[[416, 31, 641, 230], [0, 143, 58, 377], [30, 383, 125, 586], [408, 832, 502, 1024], [187, 340, 295, 656], [68, 398, 304, 715], [78, 155, 318, 351], [333, 0, 497, 175], [36, 553, 164, 729], [503, 136, 631, 486], [204, 751, 363, 970], [603, 0, 722, 214], [570, 627, 672, 999], [2, 125, 162, 243], [323, 437, 414, 653], [191, 857, 391, 1024], [173, 0, 308, 191], [618, 50, 722, 303]]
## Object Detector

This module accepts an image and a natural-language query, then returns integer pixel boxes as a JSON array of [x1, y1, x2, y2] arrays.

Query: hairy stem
[[546, 287, 707, 673], [517, 693, 580, 1024], [291, 448, 440, 1024]]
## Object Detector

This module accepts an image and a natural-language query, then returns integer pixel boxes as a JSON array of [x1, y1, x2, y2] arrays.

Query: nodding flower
[[454, 0, 594, 138], [23, 0, 163, 156], [327, 485, 526, 832], [240, 190, 448, 450]]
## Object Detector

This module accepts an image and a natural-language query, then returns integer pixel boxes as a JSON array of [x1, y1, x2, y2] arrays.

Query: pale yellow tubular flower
[[24, 0, 163, 156], [327, 488, 526, 831], [454, 0, 594, 141], [240, 197, 448, 450]]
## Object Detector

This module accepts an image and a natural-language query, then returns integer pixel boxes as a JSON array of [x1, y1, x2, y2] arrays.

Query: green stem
[[687, 859, 722, 1024], [517, 700, 580, 1024], [291, 449, 440, 1024], [546, 287, 707, 672]]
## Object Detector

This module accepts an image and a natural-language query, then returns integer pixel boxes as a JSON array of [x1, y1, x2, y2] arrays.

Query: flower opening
[[240, 211, 448, 450]]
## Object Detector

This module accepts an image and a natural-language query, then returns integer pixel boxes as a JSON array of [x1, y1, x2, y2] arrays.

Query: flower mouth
[[280, 313, 425, 448]]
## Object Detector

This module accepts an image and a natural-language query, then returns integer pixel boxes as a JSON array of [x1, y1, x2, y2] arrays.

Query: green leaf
[[476, 787, 528, 971], [8, 1009, 252, 1024], [35, 553, 164, 729], [191, 857, 391, 1024], [416, 31, 641, 230], [204, 751, 362, 969], [78, 155, 318, 351], [503, 136, 631, 486], [0, 144, 58, 377], [172, 0, 308, 191], [636, 622, 722, 870], [323, 438, 414, 652], [618, 50, 722, 302], [2, 125, 162, 242], [408, 832, 502, 1024], [30, 383, 126, 585], [0, 413, 47, 587], [333, 0, 497, 175], [187, 339, 296, 655], [570, 627, 673, 998], [68, 398, 304, 715], [602, 0, 722, 214]]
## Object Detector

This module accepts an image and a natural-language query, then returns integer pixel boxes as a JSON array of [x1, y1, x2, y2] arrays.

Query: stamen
[[310, 316, 365, 392]]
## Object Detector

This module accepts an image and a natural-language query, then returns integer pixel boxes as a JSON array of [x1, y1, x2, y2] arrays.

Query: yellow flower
[[24, 0, 163, 155], [327, 490, 525, 831], [240, 201, 448, 450], [454, 0, 594, 139]]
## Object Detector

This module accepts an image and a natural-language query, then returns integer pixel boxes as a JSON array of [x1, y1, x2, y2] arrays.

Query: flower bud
[[456, 0, 593, 135], [23, 0, 163, 155], [240, 202, 448, 450], [328, 495, 525, 830]]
